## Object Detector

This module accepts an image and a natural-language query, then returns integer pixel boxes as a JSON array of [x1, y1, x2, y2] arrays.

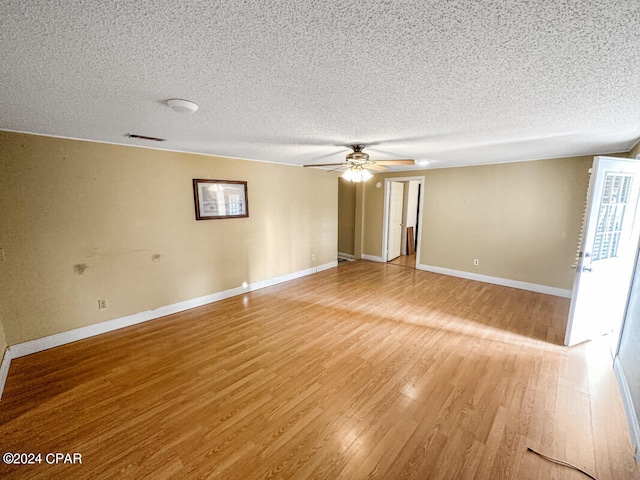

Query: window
[[592, 174, 633, 261]]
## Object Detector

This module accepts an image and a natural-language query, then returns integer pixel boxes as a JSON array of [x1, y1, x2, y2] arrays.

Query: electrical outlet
[[473, 259, 479, 266], [311, 254, 316, 261], [98, 299, 108, 310]]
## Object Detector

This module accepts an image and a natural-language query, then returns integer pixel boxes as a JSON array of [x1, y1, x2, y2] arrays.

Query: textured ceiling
[[1, 0, 640, 170]]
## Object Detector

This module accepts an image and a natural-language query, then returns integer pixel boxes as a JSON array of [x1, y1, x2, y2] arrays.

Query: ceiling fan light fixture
[[166, 98, 199, 114], [342, 166, 372, 183]]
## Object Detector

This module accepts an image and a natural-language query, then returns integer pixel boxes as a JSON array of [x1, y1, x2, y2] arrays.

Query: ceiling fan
[[303, 144, 415, 182]]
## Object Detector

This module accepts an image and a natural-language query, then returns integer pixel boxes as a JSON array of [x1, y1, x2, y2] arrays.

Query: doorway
[[383, 176, 425, 268]]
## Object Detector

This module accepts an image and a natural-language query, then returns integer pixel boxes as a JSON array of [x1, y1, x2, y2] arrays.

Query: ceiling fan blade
[[303, 162, 348, 167], [366, 165, 388, 172], [371, 159, 415, 165]]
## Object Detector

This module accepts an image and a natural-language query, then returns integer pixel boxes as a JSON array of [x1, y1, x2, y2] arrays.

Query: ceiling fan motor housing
[[347, 145, 369, 163]]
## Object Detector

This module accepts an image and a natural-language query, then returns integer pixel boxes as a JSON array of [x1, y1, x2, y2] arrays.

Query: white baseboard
[[0, 349, 10, 403], [317, 260, 338, 272], [614, 357, 640, 462], [0, 261, 336, 401], [416, 264, 572, 298], [337, 252, 355, 261], [361, 254, 385, 263]]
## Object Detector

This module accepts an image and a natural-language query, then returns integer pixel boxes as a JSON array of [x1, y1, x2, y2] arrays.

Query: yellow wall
[[359, 156, 592, 290], [337, 178, 356, 255], [0, 132, 338, 345]]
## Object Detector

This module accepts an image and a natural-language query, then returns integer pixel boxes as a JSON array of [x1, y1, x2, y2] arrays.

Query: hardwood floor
[[388, 253, 416, 268], [0, 261, 637, 479]]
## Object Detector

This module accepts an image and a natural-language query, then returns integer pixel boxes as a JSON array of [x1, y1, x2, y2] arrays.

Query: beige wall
[[358, 157, 592, 290], [337, 178, 356, 255], [0, 315, 6, 362], [630, 140, 640, 159], [362, 179, 386, 256], [0, 132, 337, 345]]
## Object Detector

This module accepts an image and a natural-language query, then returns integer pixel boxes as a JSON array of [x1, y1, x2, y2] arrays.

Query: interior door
[[565, 157, 640, 347], [387, 181, 404, 261]]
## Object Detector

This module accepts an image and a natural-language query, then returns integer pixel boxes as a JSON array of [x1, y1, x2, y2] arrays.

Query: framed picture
[[193, 179, 249, 220]]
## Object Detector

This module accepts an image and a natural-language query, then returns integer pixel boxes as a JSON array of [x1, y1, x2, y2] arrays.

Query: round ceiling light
[[166, 99, 199, 114]]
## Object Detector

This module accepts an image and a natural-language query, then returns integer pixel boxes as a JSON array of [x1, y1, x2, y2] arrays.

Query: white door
[[387, 181, 404, 261], [565, 157, 640, 347]]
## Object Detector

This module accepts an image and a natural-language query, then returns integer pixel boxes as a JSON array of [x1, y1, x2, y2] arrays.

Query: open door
[[565, 157, 640, 347], [387, 181, 404, 261]]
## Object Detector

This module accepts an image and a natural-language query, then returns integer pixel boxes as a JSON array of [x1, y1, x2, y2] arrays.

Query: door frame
[[382, 176, 425, 264]]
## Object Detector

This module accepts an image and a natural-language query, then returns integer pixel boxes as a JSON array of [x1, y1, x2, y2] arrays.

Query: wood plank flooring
[[0, 261, 637, 479], [388, 253, 416, 268]]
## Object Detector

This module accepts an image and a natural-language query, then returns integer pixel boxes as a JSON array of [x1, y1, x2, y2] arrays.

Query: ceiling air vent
[[125, 133, 166, 142]]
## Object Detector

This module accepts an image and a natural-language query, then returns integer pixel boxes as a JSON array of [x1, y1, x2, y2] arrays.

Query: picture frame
[[193, 179, 249, 220]]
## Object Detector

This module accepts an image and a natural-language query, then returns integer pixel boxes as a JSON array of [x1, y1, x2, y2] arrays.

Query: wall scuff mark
[[73, 263, 87, 274]]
